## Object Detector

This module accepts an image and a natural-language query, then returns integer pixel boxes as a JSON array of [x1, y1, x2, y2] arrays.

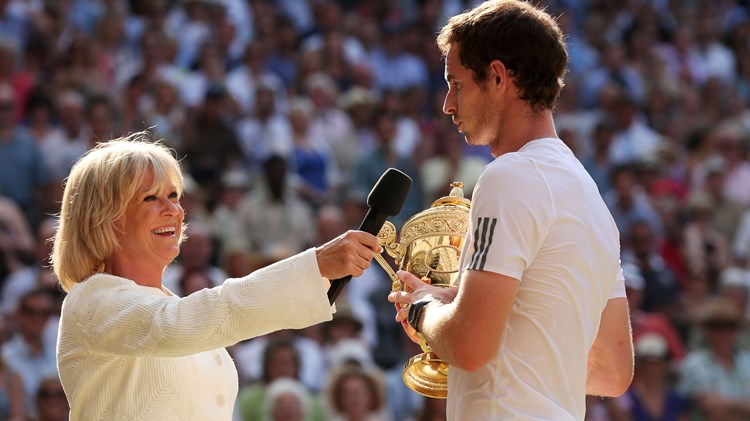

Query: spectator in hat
[[715, 267, 750, 348], [678, 298, 750, 421]]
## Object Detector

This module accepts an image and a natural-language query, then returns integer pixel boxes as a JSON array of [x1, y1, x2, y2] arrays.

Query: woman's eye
[[169, 192, 180, 200], [144, 195, 157, 202]]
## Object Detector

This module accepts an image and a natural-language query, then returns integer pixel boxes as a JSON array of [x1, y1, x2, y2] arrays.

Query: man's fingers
[[397, 270, 424, 289]]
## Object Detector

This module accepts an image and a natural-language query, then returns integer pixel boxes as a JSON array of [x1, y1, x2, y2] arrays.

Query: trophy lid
[[430, 182, 471, 209]]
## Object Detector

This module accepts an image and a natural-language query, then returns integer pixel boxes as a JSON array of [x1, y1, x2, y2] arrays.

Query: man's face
[[442, 44, 498, 149]]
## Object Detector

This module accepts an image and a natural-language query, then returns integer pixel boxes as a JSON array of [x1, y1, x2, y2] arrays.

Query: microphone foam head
[[367, 168, 412, 216]]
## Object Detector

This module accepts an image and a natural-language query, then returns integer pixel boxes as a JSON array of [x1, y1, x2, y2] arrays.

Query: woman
[[326, 364, 389, 421], [51, 132, 380, 420]]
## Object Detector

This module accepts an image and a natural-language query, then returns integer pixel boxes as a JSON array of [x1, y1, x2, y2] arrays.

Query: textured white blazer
[[57, 248, 333, 420]]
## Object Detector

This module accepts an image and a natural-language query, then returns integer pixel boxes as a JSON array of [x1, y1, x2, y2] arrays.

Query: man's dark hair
[[437, 0, 568, 111]]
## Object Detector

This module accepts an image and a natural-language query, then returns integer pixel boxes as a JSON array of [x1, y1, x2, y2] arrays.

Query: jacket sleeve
[[60, 248, 333, 357]]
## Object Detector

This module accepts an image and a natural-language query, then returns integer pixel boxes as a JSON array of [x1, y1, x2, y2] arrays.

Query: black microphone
[[327, 168, 412, 304]]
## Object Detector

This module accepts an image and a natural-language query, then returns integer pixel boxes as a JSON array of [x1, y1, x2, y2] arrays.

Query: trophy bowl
[[376, 182, 471, 399]]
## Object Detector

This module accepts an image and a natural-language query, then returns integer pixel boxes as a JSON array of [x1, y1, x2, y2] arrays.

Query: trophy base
[[402, 351, 449, 399]]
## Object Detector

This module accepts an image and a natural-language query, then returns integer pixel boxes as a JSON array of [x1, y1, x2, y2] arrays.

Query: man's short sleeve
[[463, 157, 553, 281]]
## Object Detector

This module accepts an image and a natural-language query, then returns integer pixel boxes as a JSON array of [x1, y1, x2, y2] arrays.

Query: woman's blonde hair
[[51, 132, 185, 292]]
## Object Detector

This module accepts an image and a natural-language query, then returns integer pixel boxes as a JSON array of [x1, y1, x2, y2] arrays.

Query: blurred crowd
[[1, 0, 750, 420]]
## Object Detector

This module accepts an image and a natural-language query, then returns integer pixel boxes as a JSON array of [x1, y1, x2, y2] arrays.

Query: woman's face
[[113, 168, 184, 271], [340, 375, 372, 417]]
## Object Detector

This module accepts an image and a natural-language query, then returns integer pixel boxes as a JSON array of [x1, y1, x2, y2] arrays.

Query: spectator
[[622, 220, 681, 315], [211, 167, 253, 268], [581, 118, 618, 194], [236, 337, 326, 421], [182, 82, 242, 191], [2, 288, 57, 415], [352, 112, 422, 227], [235, 84, 293, 178], [0, 83, 51, 228], [610, 332, 689, 421], [335, 87, 379, 185], [713, 122, 750, 207], [1, 217, 55, 318], [143, 76, 187, 154], [419, 119, 486, 203], [607, 93, 663, 166], [686, 156, 745, 248], [262, 378, 314, 421], [229, 154, 316, 271], [681, 194, 730, 284], [367, 24, 429, 93], [162, 222, 227, 296], [678, 298, 750, 421], [0, 40, 34, 124], [325, 363, 389, 421], [306, 72, 354, 159], [623, 262, 686, 362], [605, 165, 663, 240], [0, 196, 34, 282], [288, 97, 341, 208], [226, 40, 288, 116], [40, 90, 88, 184], [34, 374, 68, 421], [0, 355, 26, 421]]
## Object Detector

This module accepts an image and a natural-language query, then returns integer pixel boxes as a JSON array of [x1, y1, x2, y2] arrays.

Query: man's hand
[[315, 230, 382, 279], [387, 270, 458, 343]]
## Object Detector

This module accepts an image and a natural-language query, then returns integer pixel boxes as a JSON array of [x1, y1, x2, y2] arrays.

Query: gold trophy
[[373, 182, 471, 399]]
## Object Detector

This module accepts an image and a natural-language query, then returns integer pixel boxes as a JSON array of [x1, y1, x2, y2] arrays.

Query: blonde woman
[[52, 132, 381, 420]]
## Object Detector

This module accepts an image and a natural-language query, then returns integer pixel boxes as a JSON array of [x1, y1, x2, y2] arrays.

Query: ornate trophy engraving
[[375, 182, 471, 399]]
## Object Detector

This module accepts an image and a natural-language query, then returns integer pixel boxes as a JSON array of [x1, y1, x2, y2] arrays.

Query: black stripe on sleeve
[[469, 217, 497, 270], [477, 217, 497, 270], [468, 217, 486, 269]]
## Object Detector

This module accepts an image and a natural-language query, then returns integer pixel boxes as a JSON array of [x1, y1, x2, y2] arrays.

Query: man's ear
[[489, 60, 507, 89]]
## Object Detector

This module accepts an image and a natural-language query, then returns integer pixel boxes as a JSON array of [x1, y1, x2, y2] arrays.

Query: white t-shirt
[[447, 138, 625, 421]]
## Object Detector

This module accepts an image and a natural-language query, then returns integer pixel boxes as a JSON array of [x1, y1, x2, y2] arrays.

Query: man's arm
[[586, 297, 634, 397], [394, 269, 519, 372]]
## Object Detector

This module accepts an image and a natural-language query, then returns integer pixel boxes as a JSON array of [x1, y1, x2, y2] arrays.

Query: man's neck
[[491, 108, 557, 157]]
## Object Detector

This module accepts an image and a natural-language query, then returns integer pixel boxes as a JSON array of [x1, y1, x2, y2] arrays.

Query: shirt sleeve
[[462, 157, 553, 281], [609, 267, 626, 299]]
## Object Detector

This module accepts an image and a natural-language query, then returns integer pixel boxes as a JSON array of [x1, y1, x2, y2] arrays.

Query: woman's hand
[[315, 230, 382, 279]]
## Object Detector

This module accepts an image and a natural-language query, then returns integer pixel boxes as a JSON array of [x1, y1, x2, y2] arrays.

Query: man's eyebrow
[[445, 73, 456, 82]]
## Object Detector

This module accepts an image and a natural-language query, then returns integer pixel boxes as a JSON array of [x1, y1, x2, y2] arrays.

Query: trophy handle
[[377, 221, 403, 260]]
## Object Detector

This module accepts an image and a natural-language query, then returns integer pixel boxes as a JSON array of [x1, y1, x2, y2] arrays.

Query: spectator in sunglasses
[[678, 298, 750, 420]]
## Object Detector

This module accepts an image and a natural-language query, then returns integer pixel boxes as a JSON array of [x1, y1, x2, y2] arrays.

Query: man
[[3, 288, 58, 415], [387, 2, 634, 420]]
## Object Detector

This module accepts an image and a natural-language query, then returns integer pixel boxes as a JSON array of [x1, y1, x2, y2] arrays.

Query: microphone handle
[[327, 208, 389, 304]]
